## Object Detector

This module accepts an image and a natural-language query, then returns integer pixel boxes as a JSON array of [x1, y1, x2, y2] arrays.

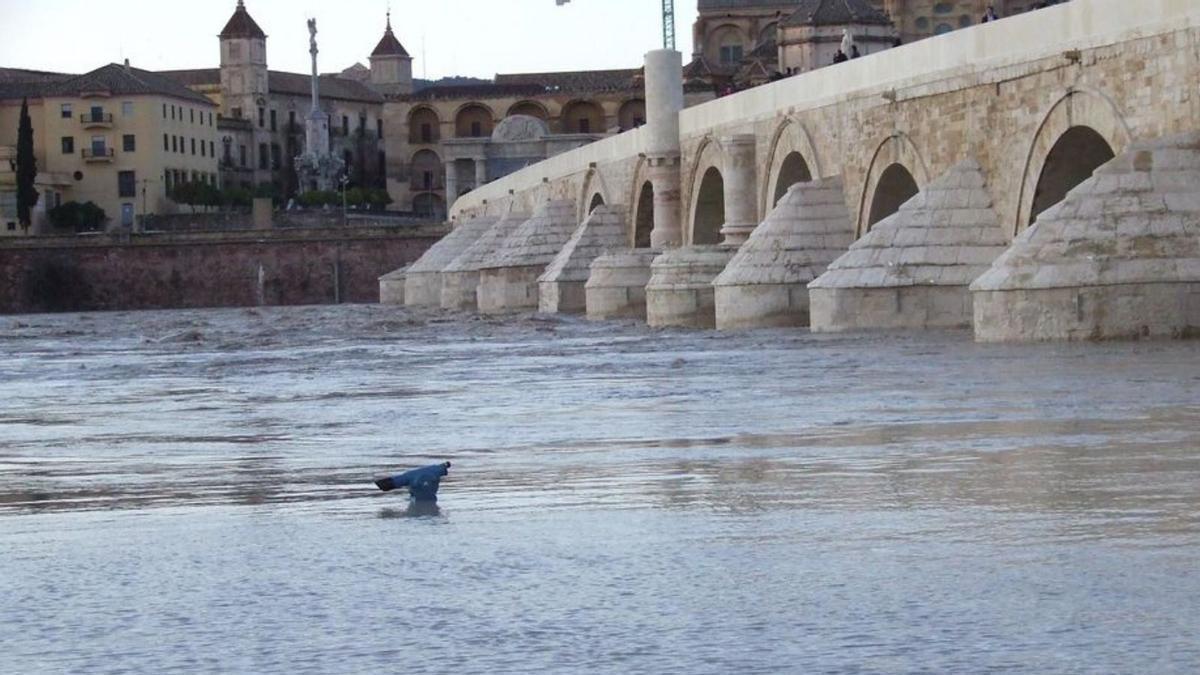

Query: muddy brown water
[[2, 305, 1198, 673]]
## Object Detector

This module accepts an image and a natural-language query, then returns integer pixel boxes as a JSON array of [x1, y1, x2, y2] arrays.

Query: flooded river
[[1, 305, 1198, 673]]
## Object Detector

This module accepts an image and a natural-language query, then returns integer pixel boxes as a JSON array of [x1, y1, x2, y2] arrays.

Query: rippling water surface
[[2, 305, 1199, 673]]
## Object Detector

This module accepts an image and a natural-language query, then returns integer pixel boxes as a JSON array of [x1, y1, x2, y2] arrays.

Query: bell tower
[[369, 11, 413, 96], [219, 0, 269, 121]]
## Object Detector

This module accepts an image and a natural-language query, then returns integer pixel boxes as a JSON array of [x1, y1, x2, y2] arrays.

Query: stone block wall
[[0, 228, 439, 314]]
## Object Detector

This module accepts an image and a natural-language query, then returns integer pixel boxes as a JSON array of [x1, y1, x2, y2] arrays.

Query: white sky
[[0, 0, 701, 80]]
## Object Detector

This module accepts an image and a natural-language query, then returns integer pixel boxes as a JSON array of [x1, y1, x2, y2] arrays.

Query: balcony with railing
[[82, 147, 114, 162], [80, 112, 114, 129]]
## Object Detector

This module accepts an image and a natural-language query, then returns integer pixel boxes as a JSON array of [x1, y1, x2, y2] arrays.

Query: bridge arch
[[507, 100, 550, 121], [857, 133, 929, 237], [686, 136, 727, 246], [627, 155, 654, 248], [579, 165, 613, 224], [1015, 88, 1131, 234], [762, 117, 821, 212]]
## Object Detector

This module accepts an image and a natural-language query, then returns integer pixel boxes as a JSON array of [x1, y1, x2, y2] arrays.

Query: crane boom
[[662, 0, 676, 50]]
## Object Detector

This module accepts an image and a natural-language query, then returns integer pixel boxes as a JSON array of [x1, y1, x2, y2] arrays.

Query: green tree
[[48, 201, 107, 233], [15, 98, 39, 233]]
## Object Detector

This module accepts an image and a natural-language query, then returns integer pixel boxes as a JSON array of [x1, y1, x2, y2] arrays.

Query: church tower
[[369, 12, 413, 96], [219, 0, 269, 122]]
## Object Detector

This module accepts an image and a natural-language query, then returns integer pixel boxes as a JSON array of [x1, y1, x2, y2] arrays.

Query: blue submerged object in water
[[375, 462, 451, 502]]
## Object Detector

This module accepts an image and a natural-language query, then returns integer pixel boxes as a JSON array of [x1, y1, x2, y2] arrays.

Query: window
[[118, 171, 136, 198], [578, 118, 590, 134], [200, 140, 206, 157], [209, 140, 215, 157], [377, 119, 384, 139], [342, 115, 349, 134], [470, 121, 482, 137], [61, 103, 72, 119], [359, 115, 367, 131], [163, 103, 167, 119], [61, 137, 75, 154], [123, 134, 136, 152], [209, 112, 214, 126], [916, 17, 930, 30], [164, 134, 169, 151], [258, 107, 265, 128], [171, 136, 178, 153], [171, 106, 176, 120], [719, 45, 743, 65], [191, 138, 196, 155], [270, 109, 277, 131], [239, 145, 247, 167], [232, 107, 242, 119], [289, 111, 296, 128], [270, 143, 281, 170], [422, 171, 432, 190], [258, 143, 268, 170], [122, 101, 134, 117], [190, 109, 195, 124], [420, 123, 432, 143], [89, 105, 104, 123], [935, 23, 953, 34]]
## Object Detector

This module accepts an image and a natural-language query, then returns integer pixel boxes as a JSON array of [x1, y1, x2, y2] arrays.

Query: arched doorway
[[409, 149, 441, 192], [634, 181, 653, 248], [560, 100, 605, 134], [867, 164, 919, 230], [455, 104, 493, 138], [507, 101, 549, 121], [408, 106, 440, 144], [772, 152, 812, 206], [1030, 126, 1115, 224], [618, 99, 646, 131], [692, 167, 725, 246], [588, 193, 605, 214]]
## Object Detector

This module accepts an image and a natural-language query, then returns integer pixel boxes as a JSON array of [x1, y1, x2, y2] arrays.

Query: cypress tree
[[16, 97, 39, 233]]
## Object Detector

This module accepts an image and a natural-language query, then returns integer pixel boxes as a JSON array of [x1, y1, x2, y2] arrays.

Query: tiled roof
[[698, 0, 800, 9], [494, 69, 642, 94], [158, 68, 384, 104], [404, 82, 548, 102], [42, 64, 216, 105], [0, 68, 73, 100], [220, 0, 267, 40], [371, 16, 410, 58], [782, 0, 892, 26]]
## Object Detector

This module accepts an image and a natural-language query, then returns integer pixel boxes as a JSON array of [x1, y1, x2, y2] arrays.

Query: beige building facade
[[1, 63, 219, 234]]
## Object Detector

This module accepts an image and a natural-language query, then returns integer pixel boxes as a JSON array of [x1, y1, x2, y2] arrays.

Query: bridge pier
[[586, 250, 658, 321], [440, 210, 530, 311], [810, 160, 1009, 332], [972, 133, 1200, 341], [714, 177, 855, 329], [402, 215, 497, 307], [477, 200, 576, 314], [539, 205, 629, 314]]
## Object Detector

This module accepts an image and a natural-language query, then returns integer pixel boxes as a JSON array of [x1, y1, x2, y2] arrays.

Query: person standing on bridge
[[982, 4, 999, 22]]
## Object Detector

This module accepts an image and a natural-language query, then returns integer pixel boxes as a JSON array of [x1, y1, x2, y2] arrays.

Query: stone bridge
[[387, 0, 1200, 341]]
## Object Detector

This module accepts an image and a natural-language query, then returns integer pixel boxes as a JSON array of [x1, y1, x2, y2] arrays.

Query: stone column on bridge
[[645, 48, 684, 249], [444, 160, 458, 204], [719, 134, 758, 247]]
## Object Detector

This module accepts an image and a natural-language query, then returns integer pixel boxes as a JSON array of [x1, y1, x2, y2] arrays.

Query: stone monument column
[[719, 134, 758, 246], [644, 49, 684, 249], [445, 159, 458, 202]]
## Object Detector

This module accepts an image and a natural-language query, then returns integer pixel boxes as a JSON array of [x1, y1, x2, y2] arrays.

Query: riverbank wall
[[0, 226, 443, 314]]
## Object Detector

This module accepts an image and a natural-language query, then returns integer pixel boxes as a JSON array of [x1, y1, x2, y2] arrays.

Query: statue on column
[[295, 16, 344, 192]]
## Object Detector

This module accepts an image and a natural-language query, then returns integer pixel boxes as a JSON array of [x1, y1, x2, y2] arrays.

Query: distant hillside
[[412, 76, 491, 92]]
